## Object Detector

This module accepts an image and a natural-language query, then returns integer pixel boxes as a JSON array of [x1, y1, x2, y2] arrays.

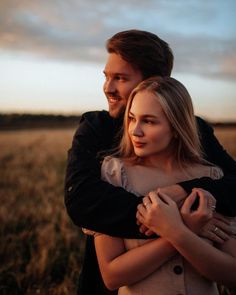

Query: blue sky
[[0, 0, 236, 121]]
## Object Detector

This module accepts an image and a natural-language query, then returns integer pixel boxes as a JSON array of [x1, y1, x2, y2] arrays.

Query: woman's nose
[[132, 123, 143, 137]]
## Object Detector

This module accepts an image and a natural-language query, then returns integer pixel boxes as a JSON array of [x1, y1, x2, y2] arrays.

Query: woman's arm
[[170, 226, 236, 287], [94, 234, 176, 290], [137, 190, 236, 287]]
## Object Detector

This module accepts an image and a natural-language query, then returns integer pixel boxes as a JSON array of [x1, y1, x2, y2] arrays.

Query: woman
[[86, 76, 236, 294]]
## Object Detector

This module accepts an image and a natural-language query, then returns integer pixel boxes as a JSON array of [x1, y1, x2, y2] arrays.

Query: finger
[[136, 211, 145, 225], [212, 219, 233, 235], [207, 224, 230, 241], [137, 204, 147, 216], [194, 189, 209, 212], [192, 187, 215, 201], [214, 228, 230, 241], [139, 224, 149, 234], [147, 191, 159, 204], [213, 213, 231, 225], [144, 229, 155, 236], [192, 187, 211, 197], [156, 191, 173, 205], [201, 231, 225, 244], [181, 191, 197, 214], [156, 187, 161, 194], [196, 188, 216, 209], [143, 195, 152, 205], [143, 196, 152, 211]]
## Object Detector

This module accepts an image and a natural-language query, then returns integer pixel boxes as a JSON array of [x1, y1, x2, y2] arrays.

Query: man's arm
[[179, 117, 236, 216], [64, 111, 142, 238]]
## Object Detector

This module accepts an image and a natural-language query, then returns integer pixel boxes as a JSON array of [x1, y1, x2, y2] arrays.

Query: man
[[65, 30, 236, 294]]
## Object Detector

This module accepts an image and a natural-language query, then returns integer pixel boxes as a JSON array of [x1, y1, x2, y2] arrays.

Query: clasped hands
[[136, 186, 232, 244]]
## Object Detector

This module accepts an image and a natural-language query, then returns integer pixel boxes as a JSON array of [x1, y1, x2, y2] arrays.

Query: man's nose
[[104, 79, 116, 93]]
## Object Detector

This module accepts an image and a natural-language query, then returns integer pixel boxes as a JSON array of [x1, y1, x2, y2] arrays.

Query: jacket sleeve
[[64, 112, 142, 238], [179, 117, 236, 216]]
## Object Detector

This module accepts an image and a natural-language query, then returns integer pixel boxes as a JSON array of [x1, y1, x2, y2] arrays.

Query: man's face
[[103, 53, 143, 118]]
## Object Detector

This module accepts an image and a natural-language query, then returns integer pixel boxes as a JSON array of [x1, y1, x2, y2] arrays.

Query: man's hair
[[118, 76, 205, 168], [106, 29, 174, 78]]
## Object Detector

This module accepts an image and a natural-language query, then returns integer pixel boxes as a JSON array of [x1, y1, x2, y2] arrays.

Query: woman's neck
[[141, 154, 178, 173]]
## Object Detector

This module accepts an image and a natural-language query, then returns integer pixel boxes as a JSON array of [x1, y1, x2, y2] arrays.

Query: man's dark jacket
[[64, 110, 236, 295]]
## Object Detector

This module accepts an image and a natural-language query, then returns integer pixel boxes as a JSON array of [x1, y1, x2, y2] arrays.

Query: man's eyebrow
[[103, 70, 130, 77]]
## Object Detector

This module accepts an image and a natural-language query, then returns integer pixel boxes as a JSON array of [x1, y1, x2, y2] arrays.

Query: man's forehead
[[103, 63, 135, 77], [104, 53, 136, 75]]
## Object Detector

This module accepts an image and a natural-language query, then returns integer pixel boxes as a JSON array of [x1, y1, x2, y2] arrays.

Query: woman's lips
[[132, 141, 146, 148]]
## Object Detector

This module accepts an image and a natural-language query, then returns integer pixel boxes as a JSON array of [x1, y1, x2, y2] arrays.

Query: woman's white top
[[101, 157, 228, 295]]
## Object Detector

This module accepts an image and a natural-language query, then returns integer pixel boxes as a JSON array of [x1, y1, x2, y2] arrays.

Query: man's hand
[[180, 188, 231, 244], [158, 184, 188, 208], [200, 212, 232, 244], [180, 188, 215, 234]]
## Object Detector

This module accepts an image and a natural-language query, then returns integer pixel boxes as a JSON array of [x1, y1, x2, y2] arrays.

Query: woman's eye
[[144, 120, 153, 124], [128, 116, 135, 122]]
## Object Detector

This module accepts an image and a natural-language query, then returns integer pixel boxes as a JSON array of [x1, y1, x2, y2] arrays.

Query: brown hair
[[119, 76, 205, 167], [106, 29, 173, 78]]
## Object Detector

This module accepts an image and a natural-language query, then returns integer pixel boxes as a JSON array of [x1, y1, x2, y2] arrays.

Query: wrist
[[165, 224, 189, 245]]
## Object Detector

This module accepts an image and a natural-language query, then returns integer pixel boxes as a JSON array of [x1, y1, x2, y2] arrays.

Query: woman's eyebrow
[[129, 111, 158, 119]]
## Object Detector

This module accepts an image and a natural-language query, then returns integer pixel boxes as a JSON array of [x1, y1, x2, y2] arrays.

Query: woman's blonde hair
[[118, 76, 205, 167]]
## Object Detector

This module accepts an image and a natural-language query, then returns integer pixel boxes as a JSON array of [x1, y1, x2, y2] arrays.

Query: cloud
[[221, 53, 236, 77], [0, 1, 105, 49], [170, 34, 236, 80], [0, 0, 236, 79]]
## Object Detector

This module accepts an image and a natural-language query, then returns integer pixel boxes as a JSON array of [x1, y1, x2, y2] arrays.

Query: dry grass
[[214, 126, 236, 160], [0, 129, 85, 295], [0, 127, 235, 295]]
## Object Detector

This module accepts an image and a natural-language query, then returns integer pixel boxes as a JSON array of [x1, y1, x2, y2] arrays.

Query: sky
[[0, 0, 236, 122]]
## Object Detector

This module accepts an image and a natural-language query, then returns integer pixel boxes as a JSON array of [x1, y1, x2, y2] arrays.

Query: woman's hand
[[136, 190, 184, 239]]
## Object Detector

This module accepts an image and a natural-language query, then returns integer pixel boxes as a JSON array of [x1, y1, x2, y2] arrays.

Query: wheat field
[[0, 127, 235, 295], [0, 129, 84, 295], [214, 127, 236, 159]]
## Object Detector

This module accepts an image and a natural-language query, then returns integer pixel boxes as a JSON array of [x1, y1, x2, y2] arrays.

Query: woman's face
[[128, 90, 174, 162]]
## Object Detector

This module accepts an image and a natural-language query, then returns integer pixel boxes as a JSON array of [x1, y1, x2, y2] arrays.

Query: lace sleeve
[[210, 165, 224, 180], [101, 156, 127, 187]]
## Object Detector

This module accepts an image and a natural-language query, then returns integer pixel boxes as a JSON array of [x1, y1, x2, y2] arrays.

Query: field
[[0, 129, 83, 295], [0, 127, 235, 295], [214, 126, 236, 158]]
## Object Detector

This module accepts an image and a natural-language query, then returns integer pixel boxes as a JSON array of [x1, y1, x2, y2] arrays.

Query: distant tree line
[[0, 113, 235, 131], [0, 113, 82, 130]]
